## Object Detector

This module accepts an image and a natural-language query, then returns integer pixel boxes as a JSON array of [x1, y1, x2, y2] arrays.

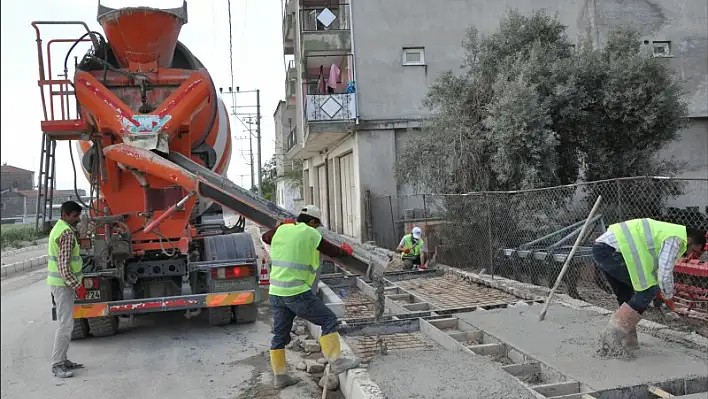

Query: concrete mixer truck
[[32, 1, 386, 339]]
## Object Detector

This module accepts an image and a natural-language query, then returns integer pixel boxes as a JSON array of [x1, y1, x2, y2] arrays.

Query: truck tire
[[234, 303, 258, 324], [71, 318, 90, 340], [88, 316, 119, 337], [208, 307, 233, 326]]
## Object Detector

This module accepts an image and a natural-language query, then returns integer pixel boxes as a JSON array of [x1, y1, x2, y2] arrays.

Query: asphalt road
[[1, 256, 337, 399]]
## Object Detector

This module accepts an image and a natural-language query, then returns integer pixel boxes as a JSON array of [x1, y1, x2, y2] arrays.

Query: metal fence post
[[486, 193, 495, 279], [388, 195, 395, 248], [616, 179, 623, 221]]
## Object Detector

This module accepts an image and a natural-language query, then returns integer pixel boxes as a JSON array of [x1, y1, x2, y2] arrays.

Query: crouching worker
[[262, 205, 361, 389], [397, 226, 426, 270], [593, 218, 705, 353]]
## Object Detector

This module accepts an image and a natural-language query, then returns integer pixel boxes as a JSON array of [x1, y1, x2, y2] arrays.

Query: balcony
[[285, 60, 297, 102], [306, 93, 356, 121], [300, 4, 351, 54], [282, 0, 295, 55], [286, 124, 298, 152]]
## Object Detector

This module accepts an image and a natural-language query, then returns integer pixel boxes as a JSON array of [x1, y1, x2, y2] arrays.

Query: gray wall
[[1, 172, 33, 191], [351, 0, 707, 121]]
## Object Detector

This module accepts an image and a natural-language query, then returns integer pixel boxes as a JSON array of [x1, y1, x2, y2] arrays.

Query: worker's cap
[[300, 205, 322, 220], [412, 226, 422, 239]]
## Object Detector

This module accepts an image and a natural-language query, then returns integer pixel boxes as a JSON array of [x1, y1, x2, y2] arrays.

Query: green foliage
[[253, 156, 278, 201], [0, 224, 46, 250], [394, 10, 689, 271], [396, 10, 688, 194]]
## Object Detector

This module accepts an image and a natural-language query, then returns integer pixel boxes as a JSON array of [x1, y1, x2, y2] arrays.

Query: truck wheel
[[88, 316, 119, 337], [71, 318, 90, 340], [208, 307, 233, 326], [233, 303, 258, 324]]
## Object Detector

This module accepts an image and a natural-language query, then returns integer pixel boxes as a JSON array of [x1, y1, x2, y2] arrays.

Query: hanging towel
[[328, 62, 341, 90]]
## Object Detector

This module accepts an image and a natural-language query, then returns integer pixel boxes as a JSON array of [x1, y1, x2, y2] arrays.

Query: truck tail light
[[83, 278, 99, 289], [211, 266, 251, 280]]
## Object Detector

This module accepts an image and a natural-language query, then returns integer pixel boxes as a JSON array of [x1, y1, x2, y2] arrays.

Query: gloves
[[75, 283, 86, 299], [340, 243, 353, 256], [402, 248, 411, 254], [657, 292, 675, 312]]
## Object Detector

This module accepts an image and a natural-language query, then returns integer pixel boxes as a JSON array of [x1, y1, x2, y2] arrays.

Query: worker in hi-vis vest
[[593, 218, 705, 352], [261, 205, 361, 389], [47, 201, 86, 378], [396, 226, 426, 270]]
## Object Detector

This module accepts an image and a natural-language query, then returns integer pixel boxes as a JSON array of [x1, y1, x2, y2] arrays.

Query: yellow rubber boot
[[269, 349, 300, 389], [319, 332, 361, 374]]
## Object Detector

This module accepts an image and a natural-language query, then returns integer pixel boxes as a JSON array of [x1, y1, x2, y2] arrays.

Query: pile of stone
[[287, 320, 340, 391]]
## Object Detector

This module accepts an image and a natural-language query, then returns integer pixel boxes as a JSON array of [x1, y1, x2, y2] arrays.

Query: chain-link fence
[[368, 177, 708, 317]]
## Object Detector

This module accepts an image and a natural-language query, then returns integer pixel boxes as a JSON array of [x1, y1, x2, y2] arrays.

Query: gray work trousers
[[51, 285, 74, 366]]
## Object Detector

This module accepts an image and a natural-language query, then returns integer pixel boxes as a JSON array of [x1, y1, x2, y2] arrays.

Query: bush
[[0, 224, 45, 250]]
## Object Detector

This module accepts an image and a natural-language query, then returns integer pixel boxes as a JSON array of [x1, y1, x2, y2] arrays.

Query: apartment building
[[276, 0, 707, 242]]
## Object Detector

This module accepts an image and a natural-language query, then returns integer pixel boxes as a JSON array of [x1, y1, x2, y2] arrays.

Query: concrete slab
[[674, 393, 708, 399], [456, 304, 708, 392], [367, 349, 539, 399]]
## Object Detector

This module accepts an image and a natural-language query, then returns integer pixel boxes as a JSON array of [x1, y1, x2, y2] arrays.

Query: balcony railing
[[286, 125, 298, 151], [306, 93, 356, 121], [300, 4, 350, 32]]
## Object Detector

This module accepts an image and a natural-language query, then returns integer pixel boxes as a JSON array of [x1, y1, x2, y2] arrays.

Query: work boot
[[269, 349, 300, 389], [319, 332, 361, 374], [52, 364, 74, 378], [597, 303, 641, 356], [622, 326, 639, 350], [63, 360, 84, 370]]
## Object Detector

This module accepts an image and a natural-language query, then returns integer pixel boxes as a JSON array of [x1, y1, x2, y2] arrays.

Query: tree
[[394, 10, 688, 270], [253, 156, 304, 202], [396, 10, 687, 194], [253, 156, 277, 201]]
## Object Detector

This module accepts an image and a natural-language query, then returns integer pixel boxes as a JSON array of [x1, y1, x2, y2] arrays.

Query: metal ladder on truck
[[32, 21, 96, 232]]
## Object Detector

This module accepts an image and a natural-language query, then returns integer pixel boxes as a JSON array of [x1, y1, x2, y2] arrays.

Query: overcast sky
[[0, 0, 284, 191]]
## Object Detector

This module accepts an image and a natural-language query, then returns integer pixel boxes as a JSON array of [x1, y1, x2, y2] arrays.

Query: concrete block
[[427, 317, 458, 330], [532, 381, 580, 397], [302, 339, 321, 353], [502, 362, 541, 377], [403, 302, 431, 312], [305, 359, 325, 373], [467, 343, 503, 356], [448, 330, 483, 344]]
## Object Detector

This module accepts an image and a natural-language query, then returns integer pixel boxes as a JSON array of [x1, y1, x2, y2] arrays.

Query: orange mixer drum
[[76, 2, 232, 219]]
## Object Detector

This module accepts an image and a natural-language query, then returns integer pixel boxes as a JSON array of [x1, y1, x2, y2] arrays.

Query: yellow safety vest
[[47, 219, 83, 287], [401, 234, 424, 259], [608, 218, 686, 292], [269, 223, 322, 297]]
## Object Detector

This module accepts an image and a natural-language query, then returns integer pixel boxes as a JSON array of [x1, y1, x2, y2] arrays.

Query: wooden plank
[[647, 385, 674, 398]]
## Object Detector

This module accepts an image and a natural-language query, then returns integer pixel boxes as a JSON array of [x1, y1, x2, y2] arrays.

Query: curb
[[305, 320, 386, 399], [0, 255, 48, 280], [1, 241, 48, 258]]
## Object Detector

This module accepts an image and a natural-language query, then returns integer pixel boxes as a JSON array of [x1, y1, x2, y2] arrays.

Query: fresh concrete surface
[[456, 304, 708, 392], [366, 349, 539, 399], [0, 259, 336, 399]]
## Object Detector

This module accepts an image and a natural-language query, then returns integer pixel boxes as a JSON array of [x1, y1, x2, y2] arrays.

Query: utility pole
[[218, 86, 262, 195], [245, 118, 255, 190], [256, 89, 262, 196]]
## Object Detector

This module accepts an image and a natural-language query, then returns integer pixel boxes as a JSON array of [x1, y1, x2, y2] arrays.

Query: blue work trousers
[[270, 290, 339, 350], [592, 243, 659, 313]]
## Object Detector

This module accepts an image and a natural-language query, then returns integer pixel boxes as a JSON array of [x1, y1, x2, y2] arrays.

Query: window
[[402, 47, 425, 66], [651, 41, 671, 57]]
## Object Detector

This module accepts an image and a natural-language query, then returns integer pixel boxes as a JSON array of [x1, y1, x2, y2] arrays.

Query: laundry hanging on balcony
[[328, 62, 341, 91]]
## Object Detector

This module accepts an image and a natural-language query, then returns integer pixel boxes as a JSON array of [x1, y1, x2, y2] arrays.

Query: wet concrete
[[456, 304, 708, 391], [366, 349, 538, 399]]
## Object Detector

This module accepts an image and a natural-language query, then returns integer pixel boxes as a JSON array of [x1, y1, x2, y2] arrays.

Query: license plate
[[75, 290, 101, 300]]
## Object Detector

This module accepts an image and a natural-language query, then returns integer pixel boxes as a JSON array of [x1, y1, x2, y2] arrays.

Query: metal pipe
[[143, 192, 197, 234]]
